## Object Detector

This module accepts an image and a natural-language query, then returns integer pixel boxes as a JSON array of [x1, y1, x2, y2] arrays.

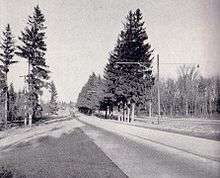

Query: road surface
[[0, 116, 219, 178]]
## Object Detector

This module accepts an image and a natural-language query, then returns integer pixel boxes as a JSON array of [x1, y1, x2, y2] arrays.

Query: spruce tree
[[49, 81, 59, 115], [116, 9, 154, 101], [0, 24, 17, 126], [17, 5, 50, 124], [104, 9, 154, 119]]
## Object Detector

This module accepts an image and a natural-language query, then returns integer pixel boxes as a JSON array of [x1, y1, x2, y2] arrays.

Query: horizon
[[0, 0, 219, 102]]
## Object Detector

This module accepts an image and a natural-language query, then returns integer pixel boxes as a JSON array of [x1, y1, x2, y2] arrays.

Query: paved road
[[80, 122, 220, 178], [0, 127, 127, 178], [0, 117, 220, 178], [78, 115, 220, 162]]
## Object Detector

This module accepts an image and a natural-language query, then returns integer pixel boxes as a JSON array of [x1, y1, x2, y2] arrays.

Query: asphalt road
[[0, 118, 220, 178], [0, 127, 127, 178], [80, 123, 220, 178]]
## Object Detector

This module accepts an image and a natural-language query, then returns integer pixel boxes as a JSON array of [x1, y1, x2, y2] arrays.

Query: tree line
[[156, 67, 220, 118], [76, 9, 220, 120], [77, 9, 154, 121], [0, 5, 58, 128]]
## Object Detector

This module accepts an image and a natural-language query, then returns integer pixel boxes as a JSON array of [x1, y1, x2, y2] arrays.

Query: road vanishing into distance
[[0, 114, 219, 178]]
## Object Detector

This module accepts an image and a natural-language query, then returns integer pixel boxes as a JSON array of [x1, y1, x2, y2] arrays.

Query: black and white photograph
[[0, 0, 220, 177]]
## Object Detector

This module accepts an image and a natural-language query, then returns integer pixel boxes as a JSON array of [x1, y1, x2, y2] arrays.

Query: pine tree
[[49, 81, 59, 115], [16, 5, 50, 124], [0, 24, 17, 126], [104, 9, 154, 120]]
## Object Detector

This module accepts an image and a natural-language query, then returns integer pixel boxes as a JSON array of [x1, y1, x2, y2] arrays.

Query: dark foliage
[[104, 9, 154, 109], [76, 73, 105, 113], [16, 5, 50, 116]]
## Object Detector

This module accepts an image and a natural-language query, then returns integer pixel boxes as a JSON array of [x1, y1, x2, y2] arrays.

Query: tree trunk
[[149, 101, 152, 117], [117, 113, 120, 121], [170, 106, 173, 117], [195, 98, 199, 116], [130, 103, 135, 122], [4, 90, 8, 128], [123, 103, 126, 121], [106, 106, 110, 119], [118, 107, 122, 121], [24, 117, 27, 126], [209, 97, 212, 116], [105, 109, 107, 119], [136, 104, 140, 117], [185, 100, 189, 116], [28, 114, 32, 127], [127, 105, 130, 122]]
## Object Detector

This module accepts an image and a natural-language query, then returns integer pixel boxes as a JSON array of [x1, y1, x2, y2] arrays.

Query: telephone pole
[[4, 74, 8, 128], [157, 54, 160, 124], [156, 55, 199, 124], [27, 61, 32, 127]]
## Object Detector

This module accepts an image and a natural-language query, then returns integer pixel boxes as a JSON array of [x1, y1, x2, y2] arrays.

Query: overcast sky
[[0, 0, 219, 102]]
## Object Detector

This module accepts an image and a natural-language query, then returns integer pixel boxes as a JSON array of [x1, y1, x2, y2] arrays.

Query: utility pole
[[4, 74, 8, 128], [157, 54, 160, 124], [27, 60, 32, 127], [155, 56, 200, 123]]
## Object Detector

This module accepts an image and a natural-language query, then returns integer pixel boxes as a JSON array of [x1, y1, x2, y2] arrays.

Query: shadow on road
[[0, 127, 128, 178]]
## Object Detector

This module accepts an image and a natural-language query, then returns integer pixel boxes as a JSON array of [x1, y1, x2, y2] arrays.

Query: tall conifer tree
[[17, 5, 50, 124], [0, 24, 17, 126], [104, 9, 154, 118]]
